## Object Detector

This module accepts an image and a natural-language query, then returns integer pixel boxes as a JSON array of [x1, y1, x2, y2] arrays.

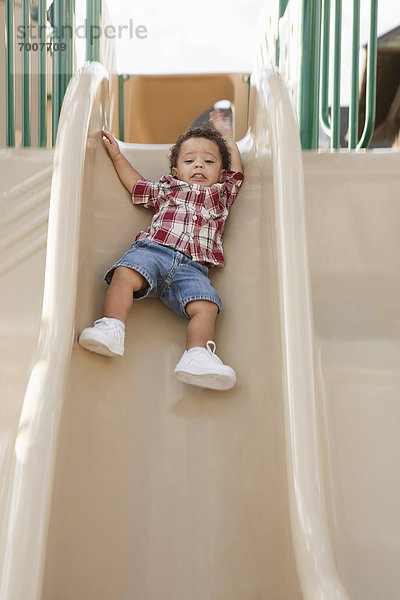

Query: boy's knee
[[186, 300, 218, 319], [112, 266, 147, 291]]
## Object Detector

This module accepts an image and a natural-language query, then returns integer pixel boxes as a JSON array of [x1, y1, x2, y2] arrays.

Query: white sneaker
[[78, 317, 125, 357], [174, 341, 236, 391]]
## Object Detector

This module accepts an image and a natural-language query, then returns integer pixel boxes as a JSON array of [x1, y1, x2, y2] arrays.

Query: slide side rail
[[0, 62, 109, 600], [258, 66, 350, 600]]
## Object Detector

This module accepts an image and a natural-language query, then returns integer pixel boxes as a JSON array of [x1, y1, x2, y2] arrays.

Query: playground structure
[[1, 2, 400, 599]]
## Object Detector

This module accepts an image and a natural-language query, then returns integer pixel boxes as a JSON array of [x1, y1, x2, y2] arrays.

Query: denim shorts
[[104, 239, 222, 318]]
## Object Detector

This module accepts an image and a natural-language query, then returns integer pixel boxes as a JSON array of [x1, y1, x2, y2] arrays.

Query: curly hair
[[169, 123, 231, 172]]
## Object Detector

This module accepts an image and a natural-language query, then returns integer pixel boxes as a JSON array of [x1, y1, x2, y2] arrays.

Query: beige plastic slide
[[1, 63, 400, 600], [0, 147, 53, 581], [0, 148, 53, 402]]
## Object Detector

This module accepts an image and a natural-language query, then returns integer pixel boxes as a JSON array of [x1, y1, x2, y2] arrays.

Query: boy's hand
[[209, 109, 233, 139], [101, 129, 144, 193], [102, 129, 121, 160]]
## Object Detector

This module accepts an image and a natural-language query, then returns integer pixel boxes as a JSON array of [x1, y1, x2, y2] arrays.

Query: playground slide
[[304, 149, 400, 600], [0, 148, 53, 579], [1, 62, 400, 600], [267, 67, 400, 600], [0, 64, 300, 600]]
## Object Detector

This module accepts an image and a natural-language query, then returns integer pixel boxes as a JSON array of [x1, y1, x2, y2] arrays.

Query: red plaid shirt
[[131, 170, 244, 267]]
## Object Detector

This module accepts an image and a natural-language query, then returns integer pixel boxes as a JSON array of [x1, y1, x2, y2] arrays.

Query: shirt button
[[193, 215, 197, 221]]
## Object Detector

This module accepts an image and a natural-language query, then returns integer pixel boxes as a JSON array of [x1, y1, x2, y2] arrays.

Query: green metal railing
[[86, 0, 102, 61], [278, 0, 378, 149], [5, 0, 102, 147], [118, 74, 125, 141], [5, 0, 15, 147], [21, 0, 30, 146], [298, 0, 321, 149], [355, 0, 378, 148], [275, 0, 290, 66], [38, 0, 47, 147], [349, 0, 361, 148], [319, 0, 378, 149]]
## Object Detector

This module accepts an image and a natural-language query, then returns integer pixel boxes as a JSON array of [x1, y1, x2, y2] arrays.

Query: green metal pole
[[319, 0, 331, 135], [59, 0, 67, 105], [86, 0, 102, 61], [276, 0, 290, 66], [52, 3, 57, 145], [52, 0, 61, 145], [86, 0, 94, 60], [38, 0, 47, 147], [94, 0, 101, 61], [65, 0, 74, 91], [331, 0, 342, 149], [5, 0, 15, 147], [349, 0, 360, 148], [298, 0, 322, 149], [279, 0, 289, 16], [52, 0, 76, 145], [357, 0, 378, 149], [22, 0, 31, 146], [118, 74, 125, 141]]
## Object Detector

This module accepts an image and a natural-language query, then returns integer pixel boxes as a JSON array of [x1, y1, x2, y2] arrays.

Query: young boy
[[79, 109, 244, 391]]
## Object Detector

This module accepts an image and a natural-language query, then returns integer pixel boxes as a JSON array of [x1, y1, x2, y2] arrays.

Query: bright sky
[[104, 0, 267, 74], [75, 0, 400, 101]]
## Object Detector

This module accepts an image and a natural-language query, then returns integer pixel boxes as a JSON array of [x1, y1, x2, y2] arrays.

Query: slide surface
[[1, 64, 400, 600], [40, 102, 299, 600]]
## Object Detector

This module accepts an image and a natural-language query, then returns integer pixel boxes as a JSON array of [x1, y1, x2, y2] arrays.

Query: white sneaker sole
[[78, 331, 124, 357], [174, 367, 236, 391]]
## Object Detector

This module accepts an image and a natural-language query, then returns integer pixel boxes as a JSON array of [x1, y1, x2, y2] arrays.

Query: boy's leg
[[175, 299, 236, 391], [103, 266, 148, 324], [79, 266, 148, 357], [185, 300, 218, 349]]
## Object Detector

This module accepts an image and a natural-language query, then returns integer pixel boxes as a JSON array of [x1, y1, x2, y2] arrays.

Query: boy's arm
[[209, 109, 243, 174], [102, 130, 144, 193]]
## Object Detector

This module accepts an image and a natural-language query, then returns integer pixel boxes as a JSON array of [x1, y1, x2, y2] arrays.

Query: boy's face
[[172, 137, 224, 186]]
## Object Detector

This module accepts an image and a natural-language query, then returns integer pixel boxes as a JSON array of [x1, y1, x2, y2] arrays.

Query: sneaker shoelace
[[205, 340, 223, 364], [206, 340, 217, 354]]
